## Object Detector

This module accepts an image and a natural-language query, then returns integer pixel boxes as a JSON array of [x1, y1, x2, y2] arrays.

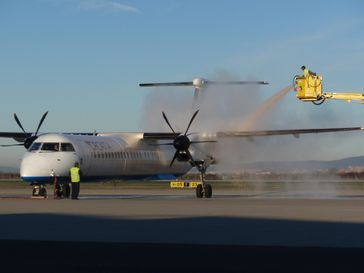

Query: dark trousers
[[71, 182, 80, 199]]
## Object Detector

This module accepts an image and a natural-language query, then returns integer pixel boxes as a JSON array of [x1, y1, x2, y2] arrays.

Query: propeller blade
[[13, 113, 27, 134], [162, 112, 176, 134], [35, 111, 48, 136], [0, 143, 24, 147], [184, 110, 199, 135], [169, 150, 179, 168]]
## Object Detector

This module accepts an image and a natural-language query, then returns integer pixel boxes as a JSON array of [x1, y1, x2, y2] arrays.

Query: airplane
[[0, 78, 363, 198]]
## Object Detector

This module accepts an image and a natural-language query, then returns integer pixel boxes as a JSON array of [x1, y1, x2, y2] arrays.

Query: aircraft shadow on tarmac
[[1, 214, 364, 272]]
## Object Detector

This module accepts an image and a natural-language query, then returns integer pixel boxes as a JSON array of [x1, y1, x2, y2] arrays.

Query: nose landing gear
[[32, 185, 47, 198]]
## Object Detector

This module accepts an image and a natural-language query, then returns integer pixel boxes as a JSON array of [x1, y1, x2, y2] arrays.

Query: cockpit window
[[41, 142, 60, 152], [28, 142, 42, 152], [61, 143, 75, 152]]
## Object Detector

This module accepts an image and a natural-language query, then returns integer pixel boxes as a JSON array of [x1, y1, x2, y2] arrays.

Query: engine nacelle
[[192, 78, 206, 89]]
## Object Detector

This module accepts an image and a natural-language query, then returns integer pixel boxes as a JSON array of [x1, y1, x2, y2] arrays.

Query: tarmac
[[2, 184, 364, 272]]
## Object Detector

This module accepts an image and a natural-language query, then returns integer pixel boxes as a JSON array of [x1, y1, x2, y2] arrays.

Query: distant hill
[[242, 155, 364, 172]]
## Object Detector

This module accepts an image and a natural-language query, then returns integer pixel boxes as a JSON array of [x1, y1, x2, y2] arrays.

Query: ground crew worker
[[70, 162, 81, 200], [301, 65, 316, 77]]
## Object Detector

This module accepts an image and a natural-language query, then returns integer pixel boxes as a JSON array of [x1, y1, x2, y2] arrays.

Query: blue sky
[[0, 0, 363, 167]]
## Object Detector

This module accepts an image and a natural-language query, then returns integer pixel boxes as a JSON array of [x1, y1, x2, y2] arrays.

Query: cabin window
[[41, 142, 60, 152], [29, 142, 41, 152], [61, 143, 75, 152]]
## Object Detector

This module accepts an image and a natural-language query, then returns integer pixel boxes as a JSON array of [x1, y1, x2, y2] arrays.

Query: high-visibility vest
[[70, 167, 81, 183], [303, 68, 309, 77]]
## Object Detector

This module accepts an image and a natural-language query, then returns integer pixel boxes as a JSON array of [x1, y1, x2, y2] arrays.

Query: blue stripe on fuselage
[[21, 173, 185, 183]]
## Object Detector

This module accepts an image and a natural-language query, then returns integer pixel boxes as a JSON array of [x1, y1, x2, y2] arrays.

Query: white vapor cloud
[[78, 0, 141, 13]]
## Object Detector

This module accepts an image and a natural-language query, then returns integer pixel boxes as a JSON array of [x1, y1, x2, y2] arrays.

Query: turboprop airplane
[[0, 78, 363, 198]]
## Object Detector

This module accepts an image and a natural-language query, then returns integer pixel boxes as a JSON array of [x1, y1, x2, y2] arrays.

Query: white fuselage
[[20, 133, 192, 183]]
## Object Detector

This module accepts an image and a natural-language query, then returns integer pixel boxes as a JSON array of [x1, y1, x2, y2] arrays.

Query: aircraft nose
[[20, 153, 52, 181]]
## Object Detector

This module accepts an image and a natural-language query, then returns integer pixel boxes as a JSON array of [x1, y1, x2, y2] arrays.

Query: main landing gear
[[194, 160, 212, 199], [32, 184, 47, 198], [55, 183, 71, 199]]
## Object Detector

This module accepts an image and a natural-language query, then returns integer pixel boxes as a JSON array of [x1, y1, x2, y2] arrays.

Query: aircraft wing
[[142, 127, 363, 140], [215, 127, 364, 138], [0, 132, 30, 142], [143, 133, 179, 139], [0, 132, 95, 143], [1, 127, 361, 143]]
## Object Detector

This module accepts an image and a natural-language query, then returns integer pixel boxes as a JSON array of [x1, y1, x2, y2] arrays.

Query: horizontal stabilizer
[[139, 77, 268, 89]]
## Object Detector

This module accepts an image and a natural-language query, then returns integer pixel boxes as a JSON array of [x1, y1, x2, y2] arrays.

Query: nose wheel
[[32, 185, 47, 198]]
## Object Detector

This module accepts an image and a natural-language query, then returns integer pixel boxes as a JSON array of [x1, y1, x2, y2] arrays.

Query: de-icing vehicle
[[293, 73, 364, 105]]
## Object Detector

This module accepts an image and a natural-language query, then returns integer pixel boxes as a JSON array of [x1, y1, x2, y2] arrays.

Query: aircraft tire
[[39, 187, 47, 198], [32, 187, 37, 197], [204, 184, 212, 198], [62, 184, 71, 198], [196, 184, 203, 198]]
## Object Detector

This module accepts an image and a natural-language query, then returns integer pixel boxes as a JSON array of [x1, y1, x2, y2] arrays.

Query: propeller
[[4, 111, 49, 149], [161, 110, 217, 167]]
